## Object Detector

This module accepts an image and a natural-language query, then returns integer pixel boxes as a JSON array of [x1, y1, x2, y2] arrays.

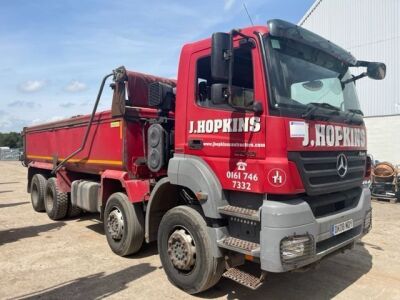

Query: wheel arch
[[168, 154, 228, 219], [100, 170, 150, 215], [145, 177, 179, 242], [100, 177, 125, 215]]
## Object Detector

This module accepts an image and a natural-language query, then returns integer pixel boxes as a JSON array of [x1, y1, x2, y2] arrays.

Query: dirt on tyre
[[44, 177, 68, 220], [67, 202, 82, 218], [104, 192, 144, 256], [30, 174, 47, 212], [158, 205, 225, 294], [67, 194, 82, 218]]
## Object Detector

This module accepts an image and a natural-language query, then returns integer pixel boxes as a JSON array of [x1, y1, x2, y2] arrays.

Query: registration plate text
[[332, 219, 353, 236]]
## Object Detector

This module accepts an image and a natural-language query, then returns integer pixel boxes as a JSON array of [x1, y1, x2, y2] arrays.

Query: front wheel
[[158, 206, 225, 294], [104, 192, 144, 256]]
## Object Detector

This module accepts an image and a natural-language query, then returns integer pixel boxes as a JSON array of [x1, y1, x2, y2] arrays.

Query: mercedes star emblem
[[336, 153, 348, 178]]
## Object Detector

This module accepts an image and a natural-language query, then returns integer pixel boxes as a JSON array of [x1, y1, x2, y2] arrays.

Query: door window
[[196, 46, 254, 110]]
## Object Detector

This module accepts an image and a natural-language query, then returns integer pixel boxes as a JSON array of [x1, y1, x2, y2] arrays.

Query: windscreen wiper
[[347, 108, 364, 115], [302, 102, 340, 120], [344, 108, 364, 124]]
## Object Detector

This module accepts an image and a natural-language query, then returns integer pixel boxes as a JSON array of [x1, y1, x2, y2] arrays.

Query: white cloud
[[48, 116, 65, 122], [30, 118, 42, 125], [28, 116, 65, 126], [224, 0, 235, 11], [65, 80, 87, 92], [18, 80, 46, 92]]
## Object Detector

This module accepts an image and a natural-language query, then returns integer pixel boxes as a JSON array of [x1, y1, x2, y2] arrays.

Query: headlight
[[364, 209, 372, 233], [280, 235, 314, 263]]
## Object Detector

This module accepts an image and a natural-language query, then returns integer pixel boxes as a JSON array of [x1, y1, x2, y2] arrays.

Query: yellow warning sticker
[[110, 121, 120, 128]]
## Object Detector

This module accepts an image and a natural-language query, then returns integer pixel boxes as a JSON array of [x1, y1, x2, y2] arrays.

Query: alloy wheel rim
[[107, 207, 124, 240], [167, 227, 197, 271]]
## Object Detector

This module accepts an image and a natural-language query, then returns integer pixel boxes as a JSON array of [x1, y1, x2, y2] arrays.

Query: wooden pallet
[[372, 196, 399, 204]]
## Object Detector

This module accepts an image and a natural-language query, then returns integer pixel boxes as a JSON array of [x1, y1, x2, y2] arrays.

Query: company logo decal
[[336, 153, 348, 178], [290, 121, 366, 147], [189, 117, 261, 134], [267, 168, 286, 187]]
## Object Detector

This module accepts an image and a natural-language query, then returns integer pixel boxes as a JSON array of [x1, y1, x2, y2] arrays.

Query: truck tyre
[[30, 174, 47, 212], [44, 177, 68, 220], [157, 206, 225, 294], [67, 200, 82, 218], [104, 192, 144, 256]]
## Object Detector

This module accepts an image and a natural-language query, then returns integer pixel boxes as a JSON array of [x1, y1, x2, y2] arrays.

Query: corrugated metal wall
[[299, 0, 400, 117], [364, 115, 400, 165]]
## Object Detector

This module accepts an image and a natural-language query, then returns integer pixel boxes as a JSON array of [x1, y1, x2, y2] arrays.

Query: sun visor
[[267, 19, 357, 66]]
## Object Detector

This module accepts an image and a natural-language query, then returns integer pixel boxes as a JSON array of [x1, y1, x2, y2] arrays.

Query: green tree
[[0, 132, 22, 148]]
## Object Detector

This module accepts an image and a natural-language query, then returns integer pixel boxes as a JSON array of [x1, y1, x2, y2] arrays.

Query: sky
[[0, 0, 315, 132]]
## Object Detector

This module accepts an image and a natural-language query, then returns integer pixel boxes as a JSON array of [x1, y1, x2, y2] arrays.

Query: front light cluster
[[280, 235, 314, 263]]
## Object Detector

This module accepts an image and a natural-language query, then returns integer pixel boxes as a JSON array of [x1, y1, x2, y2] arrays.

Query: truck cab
[[165, 19, 383, 286]]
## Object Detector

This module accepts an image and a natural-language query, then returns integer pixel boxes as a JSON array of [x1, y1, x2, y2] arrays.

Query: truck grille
[[303, 187, 361, 218], [288, 151, 366, 196]]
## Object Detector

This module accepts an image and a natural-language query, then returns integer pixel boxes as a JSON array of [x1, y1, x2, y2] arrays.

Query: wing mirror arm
[[252, 101, 263, 114]]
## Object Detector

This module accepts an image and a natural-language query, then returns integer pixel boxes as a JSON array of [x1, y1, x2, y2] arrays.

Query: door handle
[[188, 139, 203, 150]]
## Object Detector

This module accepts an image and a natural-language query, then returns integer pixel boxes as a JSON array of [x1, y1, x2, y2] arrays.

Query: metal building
[[299, 0, 400, 165]]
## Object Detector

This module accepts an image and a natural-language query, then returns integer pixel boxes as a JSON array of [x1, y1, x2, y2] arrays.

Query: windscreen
[[264, 36, 362, 119]]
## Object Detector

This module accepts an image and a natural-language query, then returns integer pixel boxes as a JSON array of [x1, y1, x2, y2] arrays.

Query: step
[[222, 267, 265, 290], [218, 236, 260, 256], [218, 205, 260, 221]]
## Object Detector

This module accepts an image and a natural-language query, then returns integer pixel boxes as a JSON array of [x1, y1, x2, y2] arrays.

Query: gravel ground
[[1, 161, 400, 300]]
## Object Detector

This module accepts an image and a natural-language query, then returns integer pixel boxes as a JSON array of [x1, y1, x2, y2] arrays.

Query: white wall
[[364, 115, 400, 165]]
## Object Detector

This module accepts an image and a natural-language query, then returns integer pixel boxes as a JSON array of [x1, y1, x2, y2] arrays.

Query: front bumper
[[260, 187, 371, 272]]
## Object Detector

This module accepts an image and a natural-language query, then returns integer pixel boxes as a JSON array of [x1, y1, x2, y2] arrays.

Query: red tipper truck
[[22, 20, 386, 293]]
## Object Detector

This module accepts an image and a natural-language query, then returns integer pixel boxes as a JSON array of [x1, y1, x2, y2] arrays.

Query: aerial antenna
[[242, 2, 254, 26]]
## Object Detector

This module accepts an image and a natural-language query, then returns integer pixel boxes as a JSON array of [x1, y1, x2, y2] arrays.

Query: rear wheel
[[30, 174, 47, 212], [157, 206, 225, 294], [44, 178, 68, 220], [67, 202, 82, 218], [104, 192, 144, 256], [67, 194, 82, 218]]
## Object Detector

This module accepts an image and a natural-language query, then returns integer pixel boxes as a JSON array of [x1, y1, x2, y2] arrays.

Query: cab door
[[184, 38, 267, 193]]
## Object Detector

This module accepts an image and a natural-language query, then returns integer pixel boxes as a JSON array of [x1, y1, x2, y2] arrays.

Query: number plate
[[332, 219, 353, 236]]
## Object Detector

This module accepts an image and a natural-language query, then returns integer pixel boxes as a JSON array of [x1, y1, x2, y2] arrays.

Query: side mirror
[[367, 62, 386, 80], [211, 83, 262, 113], [211, 32, 231, 82], [210, 83, 229, 104]]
